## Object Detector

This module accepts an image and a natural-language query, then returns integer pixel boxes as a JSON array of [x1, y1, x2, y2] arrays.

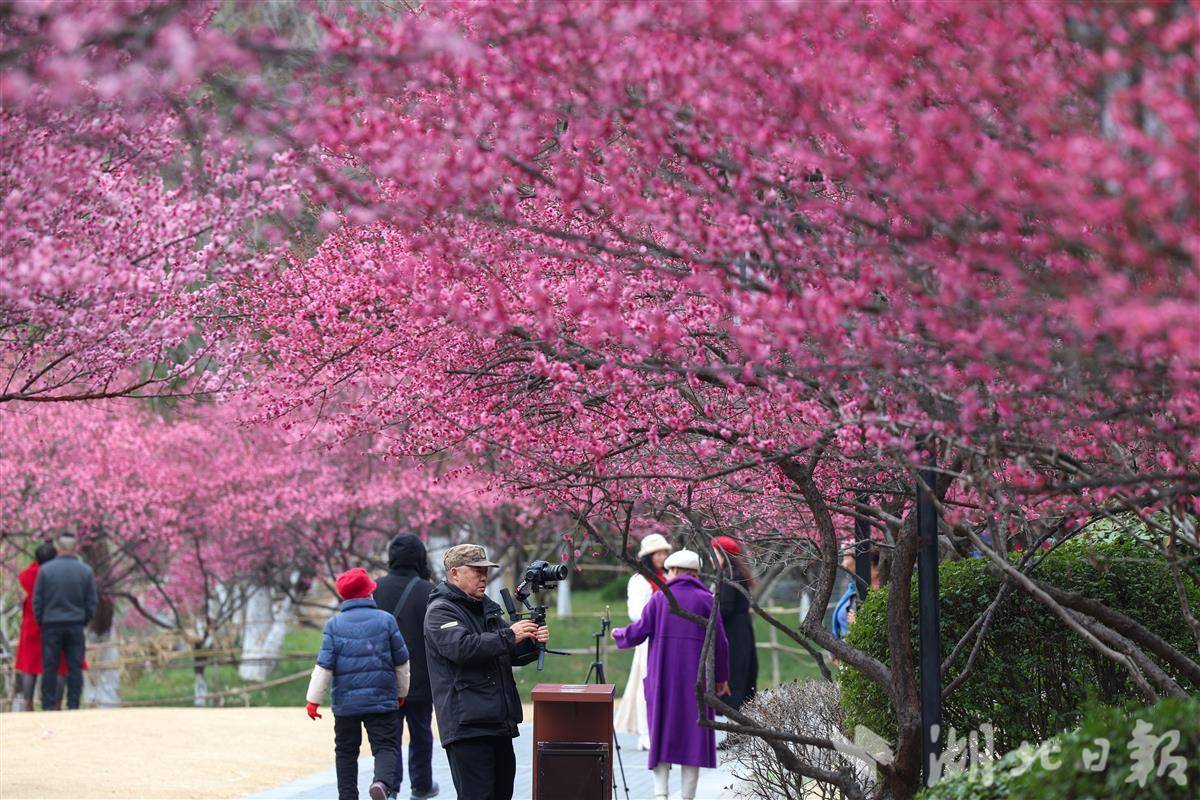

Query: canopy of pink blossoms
[[1, 0, 1196, 578]]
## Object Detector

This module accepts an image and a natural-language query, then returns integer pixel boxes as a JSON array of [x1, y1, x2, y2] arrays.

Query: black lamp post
[[916, 450, 943, 786], [854, 493, 872, 601]]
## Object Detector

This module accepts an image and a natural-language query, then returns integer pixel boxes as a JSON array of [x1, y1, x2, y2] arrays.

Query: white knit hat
[[664, 549, 701, 572], [637, 533, 672, 558]]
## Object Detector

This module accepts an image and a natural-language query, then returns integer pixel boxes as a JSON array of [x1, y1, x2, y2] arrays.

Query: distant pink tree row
[[0, 399, 523, 701], [0, 397, 528, 609]]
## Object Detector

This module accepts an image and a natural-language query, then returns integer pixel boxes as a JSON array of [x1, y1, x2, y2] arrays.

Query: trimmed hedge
[[917, 695, 1200, 800], [841, 538, 1199, 753]]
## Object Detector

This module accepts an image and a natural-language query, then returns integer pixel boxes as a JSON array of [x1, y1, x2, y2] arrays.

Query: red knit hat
[[711, 535, 742, 556], [336, 567, 377, 600]]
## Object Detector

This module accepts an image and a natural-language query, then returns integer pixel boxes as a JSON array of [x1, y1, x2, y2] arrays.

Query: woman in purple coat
[[613, 549, 730, 800]]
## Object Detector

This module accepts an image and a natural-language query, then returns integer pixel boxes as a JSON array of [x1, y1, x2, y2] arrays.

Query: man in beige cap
[[424, 544, 550, 800]]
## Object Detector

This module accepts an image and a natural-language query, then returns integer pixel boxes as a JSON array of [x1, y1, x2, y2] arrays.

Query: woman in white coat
[[614, 533, 672, 750]]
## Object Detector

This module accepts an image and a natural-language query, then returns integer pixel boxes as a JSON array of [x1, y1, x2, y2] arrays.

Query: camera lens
[[546, 563, 569, 581]]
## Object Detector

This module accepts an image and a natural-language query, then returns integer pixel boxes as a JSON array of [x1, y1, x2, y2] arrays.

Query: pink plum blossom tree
[[2, 2, 1197, 794]]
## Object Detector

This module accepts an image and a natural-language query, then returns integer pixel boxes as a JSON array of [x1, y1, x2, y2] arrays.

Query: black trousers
[[445, 735, 516, 800], [40, 623, 86, 710], [334, 710, 399, 800], [392, 700, 435, 794]]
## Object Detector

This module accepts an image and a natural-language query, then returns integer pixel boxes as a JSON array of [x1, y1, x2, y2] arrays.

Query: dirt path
[[0, 707, 340, 799], [0, 704, 539, 799]]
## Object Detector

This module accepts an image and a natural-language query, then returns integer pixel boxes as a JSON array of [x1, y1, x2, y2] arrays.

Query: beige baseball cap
[[444, 543, 500, 570]]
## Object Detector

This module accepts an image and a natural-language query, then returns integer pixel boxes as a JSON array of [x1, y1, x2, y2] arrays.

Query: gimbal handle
[[500, 588, 520, 617], [501, 588, 563, 671]]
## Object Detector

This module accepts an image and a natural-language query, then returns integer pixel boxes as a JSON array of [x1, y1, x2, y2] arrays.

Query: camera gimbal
[[500, 559, 570, 671]]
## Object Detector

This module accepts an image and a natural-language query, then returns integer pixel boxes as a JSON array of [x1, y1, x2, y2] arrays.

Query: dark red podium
[[531, 683, 615, 800]]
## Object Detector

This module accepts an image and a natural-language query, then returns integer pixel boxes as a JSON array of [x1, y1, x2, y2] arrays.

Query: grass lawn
[[120, 587, 821, 706]]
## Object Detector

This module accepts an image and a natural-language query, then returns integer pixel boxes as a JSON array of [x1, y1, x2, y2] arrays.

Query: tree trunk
[[239, 583, 295, 682], [769, 625, 781, 688], [83, 627, 122, 707], [883, 519, 923, 800], [194, 643, 208, 707], [556, 572, 572, 617]]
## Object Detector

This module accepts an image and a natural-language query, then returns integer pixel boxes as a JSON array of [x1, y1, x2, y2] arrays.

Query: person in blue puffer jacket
[[305, 567, 412, 800]]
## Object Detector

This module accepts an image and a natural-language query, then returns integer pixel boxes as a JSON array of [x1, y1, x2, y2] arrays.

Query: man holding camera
[[424, 544, 550, 800]]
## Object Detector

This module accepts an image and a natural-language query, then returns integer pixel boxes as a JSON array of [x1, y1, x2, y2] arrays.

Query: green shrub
[[841, 538, 1200, 753], [917, 695, 1200, 800], [599, 575, 627, 604], [572, 562, 622, 591]]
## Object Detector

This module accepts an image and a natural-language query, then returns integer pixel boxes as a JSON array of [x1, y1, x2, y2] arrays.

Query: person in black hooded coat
[[710, 536, 758, 713], [374, 534, 439, 800]]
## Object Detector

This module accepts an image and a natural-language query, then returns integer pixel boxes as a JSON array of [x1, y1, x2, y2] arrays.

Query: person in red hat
[[305, 567, 412, 800], [710, 536, 758, 713]]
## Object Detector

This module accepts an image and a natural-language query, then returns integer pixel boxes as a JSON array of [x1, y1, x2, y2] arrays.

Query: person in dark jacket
[[374, 534, 439, 800], [306, 568, 412, 800], [15, 542, 69, 711], [424, 544, 549, 800], [710, 536, 758, 712], [32, 534, 98, 711]]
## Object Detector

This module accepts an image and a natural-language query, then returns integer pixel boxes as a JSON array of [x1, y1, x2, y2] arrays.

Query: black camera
[[500, 559, 570, 671], [521, 559, 569, 592]]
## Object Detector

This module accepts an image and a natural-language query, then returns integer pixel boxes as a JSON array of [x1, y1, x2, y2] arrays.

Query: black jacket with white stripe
[[423, 581, 538, 745]]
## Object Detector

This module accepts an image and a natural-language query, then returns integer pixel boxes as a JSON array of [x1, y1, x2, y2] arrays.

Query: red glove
[[398, 697, 406, 708], [306, 702, 322, 720]]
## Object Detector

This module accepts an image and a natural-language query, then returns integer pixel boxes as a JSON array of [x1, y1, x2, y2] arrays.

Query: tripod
[[586, 607, 631, 800]]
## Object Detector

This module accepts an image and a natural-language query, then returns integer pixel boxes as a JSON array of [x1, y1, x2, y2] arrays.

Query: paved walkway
[[244, 725, 742, 800]]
